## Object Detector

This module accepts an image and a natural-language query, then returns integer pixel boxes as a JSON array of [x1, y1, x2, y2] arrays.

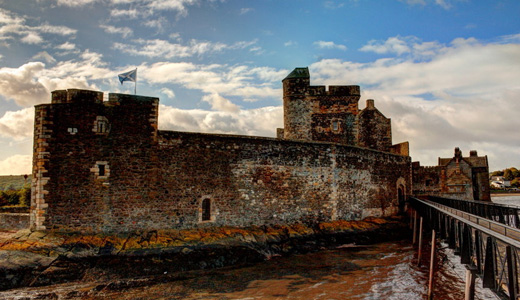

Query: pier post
[[418, 216, 424, 266], [483, 237, 496, 289], [506, 245, 517, 300], [448, 218, 456, 249], [464, 265, 477, 300], [428, 229, 436, 300], [413, 210, 417, 244]]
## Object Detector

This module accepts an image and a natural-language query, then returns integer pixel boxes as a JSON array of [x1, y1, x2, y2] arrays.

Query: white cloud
[[158, 104, 283, 137], [112, 39, 238, 58], [360, 36, 413, 55], [0, 8, 76, 45], [311, 37, 520, 170], [100, 24, 133, 38], [32, 51, 56, 64], [284, 41, 297, 47], [142, 62, 282, 100], [0, 49, 113, 107], [143, 18, 168, 31], [147, 0, 198, 16], [313, 40, 347, 51], [110, 8, 140, 19], [56, 42, 76, 50], [240, 8, 253, 15], [0, 62, 48, 106], [0, 107, 34, 140], [399, 0, 460, 9], [435, 0, 451, 9], [21, 31, 43, 44], [0, 155, 32, 176], [56, 0, 98, 6], [37, 23, 77, 36], [202, 93, 240, 113], [160, 88, 175, 98]]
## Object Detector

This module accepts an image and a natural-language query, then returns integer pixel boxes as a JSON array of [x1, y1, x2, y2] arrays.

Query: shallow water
[[0, 239, 501, 299], [492, 194, 520, 206]]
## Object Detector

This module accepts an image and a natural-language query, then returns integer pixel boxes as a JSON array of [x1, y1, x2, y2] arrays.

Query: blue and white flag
[[118, 68, 137, 84]]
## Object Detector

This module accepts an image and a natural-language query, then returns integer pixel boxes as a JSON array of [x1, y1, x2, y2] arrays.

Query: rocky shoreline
[[0, 216, 410, 294]]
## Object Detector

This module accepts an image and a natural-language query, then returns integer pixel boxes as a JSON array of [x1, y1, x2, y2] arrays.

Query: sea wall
[[0, 213, 30, 231]]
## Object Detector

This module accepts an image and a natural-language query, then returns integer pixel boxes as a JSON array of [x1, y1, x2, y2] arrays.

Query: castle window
[[91, 161, 110, 180], [98, 164, 105, 176], [67, 127, 78, 135], [332, 120, 339, 131], [201, 198, 211, 221], [93, 116, 110, 134]]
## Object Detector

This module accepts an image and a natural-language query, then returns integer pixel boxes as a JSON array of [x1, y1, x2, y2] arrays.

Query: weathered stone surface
[[0, 217, 408, 292], [0, 213, 30, 230], [30, 70, 412, 233], [412, 147, 490, 201]]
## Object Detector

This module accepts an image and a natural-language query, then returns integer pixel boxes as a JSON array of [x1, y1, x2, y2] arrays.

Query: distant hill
[[0, 175, 32, 190]]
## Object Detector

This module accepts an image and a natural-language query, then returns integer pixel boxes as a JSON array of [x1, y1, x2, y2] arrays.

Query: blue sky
[[0, 0, 519, 175]]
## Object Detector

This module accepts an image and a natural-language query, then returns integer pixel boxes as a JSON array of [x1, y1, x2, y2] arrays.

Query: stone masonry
[[412, 147, 491, 201], [32, 67, 487, 233]]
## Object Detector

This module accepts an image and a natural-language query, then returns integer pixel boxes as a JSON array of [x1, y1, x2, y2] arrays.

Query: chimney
[[366, 99, 375, 109], [470, 150, 478, 157]]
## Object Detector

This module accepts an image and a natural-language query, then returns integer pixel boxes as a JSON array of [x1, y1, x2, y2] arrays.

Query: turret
[[282, 67, 312, 141]]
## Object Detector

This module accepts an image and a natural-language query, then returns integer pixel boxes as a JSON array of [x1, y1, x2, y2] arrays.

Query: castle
[[413, 148, 490, 201], [29, 68, 489, 233]]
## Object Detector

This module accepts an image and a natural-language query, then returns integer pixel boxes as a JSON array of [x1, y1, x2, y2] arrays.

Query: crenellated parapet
[[280, 67, 401, 153]]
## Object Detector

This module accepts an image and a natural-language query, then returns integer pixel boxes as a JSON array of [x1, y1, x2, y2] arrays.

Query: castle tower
[[282, 67, 312, 141], [281, 67, 361, 145], [31, 89, 159, 231]]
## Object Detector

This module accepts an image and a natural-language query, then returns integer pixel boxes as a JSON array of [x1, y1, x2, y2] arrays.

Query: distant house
[[490, 176, 511, 188], [491, 181, 505, 189]]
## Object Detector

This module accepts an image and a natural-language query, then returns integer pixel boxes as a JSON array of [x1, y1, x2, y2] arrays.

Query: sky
[[0, 0, 519, 175]]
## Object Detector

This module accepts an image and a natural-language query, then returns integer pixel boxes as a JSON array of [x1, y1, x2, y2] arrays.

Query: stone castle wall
[[31, 89, 411, 233], [412, 149, 491, 201]]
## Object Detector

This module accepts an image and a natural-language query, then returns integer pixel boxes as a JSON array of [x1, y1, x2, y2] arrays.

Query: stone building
[[412, 147, 491, 201], [278, 67, 407, 155], [32, 67, 488, 233]]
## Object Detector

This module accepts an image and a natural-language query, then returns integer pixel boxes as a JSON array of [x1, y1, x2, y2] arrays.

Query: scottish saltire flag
[[118, 68, 137, 84]]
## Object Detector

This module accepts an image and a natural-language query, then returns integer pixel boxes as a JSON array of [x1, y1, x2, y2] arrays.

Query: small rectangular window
[[202, 198, 211, 221], [98, 164, 105, 176], [332, 121, 339, 131]]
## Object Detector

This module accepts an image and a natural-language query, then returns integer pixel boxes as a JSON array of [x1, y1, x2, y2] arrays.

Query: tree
[[512, 178, 520, 188], [491, 170, 504, 177], [504, 169, 515, 181]]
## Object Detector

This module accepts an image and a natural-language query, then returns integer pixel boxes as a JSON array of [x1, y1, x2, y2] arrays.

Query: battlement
[[306, 85, 361, 97], [107, 93, 159, 105], [328, 85, 361, 96], [51, 89, 103, 104]]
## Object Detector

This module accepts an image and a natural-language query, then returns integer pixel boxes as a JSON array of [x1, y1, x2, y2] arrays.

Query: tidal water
[[0, 239, 501, 300], [491, 194, 520, 206], [3, 195, 519, 299]]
